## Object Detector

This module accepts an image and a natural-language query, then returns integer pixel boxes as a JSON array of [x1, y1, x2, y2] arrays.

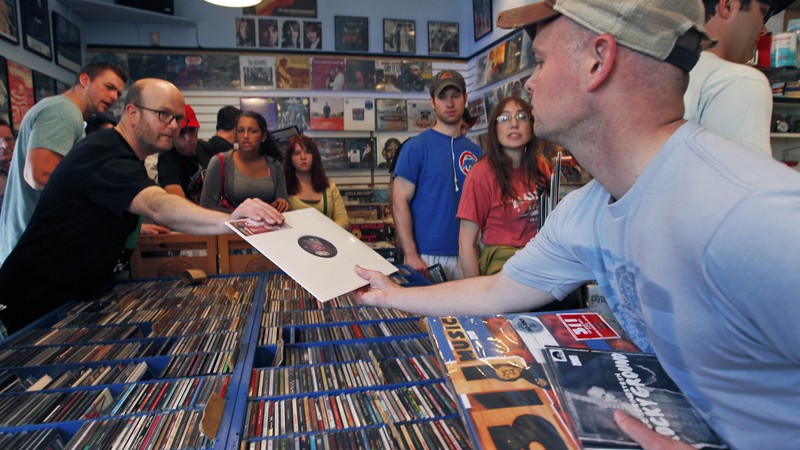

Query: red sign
[[558, 312, 620, 341]]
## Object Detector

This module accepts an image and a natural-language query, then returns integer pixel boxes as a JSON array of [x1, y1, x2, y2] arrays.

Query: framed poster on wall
[[7, 59, 34, 131], [0, 56, 10, 126], [334, 16, 368, 52], [52, 12, 81, 73], [383, 19, 415, 54], [473, 0, 492, 41], [0, 0, 19, 44], [429, 21, 459, 56], [20, 0, 51, 60], [32, 70, 55, 103]]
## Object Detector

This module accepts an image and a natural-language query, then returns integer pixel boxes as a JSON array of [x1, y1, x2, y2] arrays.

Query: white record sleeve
[[227, 208, 397, 301]]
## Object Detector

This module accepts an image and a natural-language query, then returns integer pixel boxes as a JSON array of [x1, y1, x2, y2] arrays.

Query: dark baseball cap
[[764, 0, 794, 22], [430, 70, 466, 98]]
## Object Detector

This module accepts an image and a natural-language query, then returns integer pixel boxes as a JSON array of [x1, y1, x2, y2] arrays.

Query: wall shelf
[[60, 0, 194, 26]]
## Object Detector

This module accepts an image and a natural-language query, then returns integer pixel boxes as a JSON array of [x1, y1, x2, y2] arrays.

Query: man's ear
[[78, 72, 90, 89], [718, 0, 733, 19], [586, 34, 617, 92]]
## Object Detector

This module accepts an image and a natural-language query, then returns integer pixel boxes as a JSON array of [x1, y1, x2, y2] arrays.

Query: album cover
[[275, 56, 310, 90], [311, 57, 345, 90], [276, 97, 310, 131], [519, 30, 535, 71], [314, 137, 348, 171], [240, 55, 275, 90], [374, 59, 401, 92], [240, 97, 279, 132], [165, 54, 203, 89], [504, 32, 522, 77], [425, 312, 640, 450], [127, 53, 168, 82], [32, 70, 55, 103], [488, 42, 506, 84], [199, 53, 241, 89], [226, 208, 397, 302], [483, 87, 503, 122], [343, 98, 375, 131], [544, 348, 726, 449], [504, 78, 525, 101], [468, 97, 488, 129], [345, 59, 376, 91], [376, 135, 402, 170], [7, 60, 34, 131], [345, 137, 375, 169], [396, 61, 431, 93], [475, 52, 490, 89], [406, 99, 434, 132], [309, 97, 344, 131], [375, 98, 407, 132]]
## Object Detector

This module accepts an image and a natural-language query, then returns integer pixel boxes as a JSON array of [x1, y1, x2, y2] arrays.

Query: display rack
[[0, 267, 468, 449]]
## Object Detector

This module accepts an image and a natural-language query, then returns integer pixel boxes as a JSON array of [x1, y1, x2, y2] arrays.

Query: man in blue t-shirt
[[393, 70, 482, 281]]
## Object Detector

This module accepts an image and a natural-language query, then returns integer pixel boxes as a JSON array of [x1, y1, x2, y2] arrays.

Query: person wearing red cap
[[684, 0, 792, 155], [157, 104, 214, 203], [0, 79, 283, 334], [356, 1, 800, 448]]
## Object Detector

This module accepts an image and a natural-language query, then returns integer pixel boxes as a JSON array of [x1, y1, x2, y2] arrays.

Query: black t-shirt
[[157, 141, 216, 202], [204, 136, 233, 156], [158, 148, 203, 202], [0, 129, 155, 332]]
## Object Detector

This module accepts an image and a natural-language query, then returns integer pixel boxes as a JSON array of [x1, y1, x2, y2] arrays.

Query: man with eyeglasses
[[0, 78, 284, 334], [392, 70, 482, 281], [0, 63, 127, 268], [684, 0, 792, 155]]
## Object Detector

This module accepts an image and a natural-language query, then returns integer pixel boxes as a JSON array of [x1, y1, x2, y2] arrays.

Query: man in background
[[0, 119, 14, 216], [0, 62, 127, 267], [158, 104, 213, 203], [392, 70, 482, 280], [205, 105, 241, 155], [0, 78, 282, 334], [684, 0, 792, 155]]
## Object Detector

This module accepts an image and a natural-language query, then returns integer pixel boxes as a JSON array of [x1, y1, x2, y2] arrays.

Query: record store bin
[[0, 268, 473, 449]]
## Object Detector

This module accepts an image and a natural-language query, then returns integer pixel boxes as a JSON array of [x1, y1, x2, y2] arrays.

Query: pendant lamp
[[204, 0, 261, 7]]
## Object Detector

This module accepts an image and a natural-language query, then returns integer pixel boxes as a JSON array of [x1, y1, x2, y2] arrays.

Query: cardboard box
[[130, 233, 217, 278]]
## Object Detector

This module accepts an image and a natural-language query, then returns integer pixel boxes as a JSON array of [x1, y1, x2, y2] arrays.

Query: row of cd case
[[0, 268, 469, 448]]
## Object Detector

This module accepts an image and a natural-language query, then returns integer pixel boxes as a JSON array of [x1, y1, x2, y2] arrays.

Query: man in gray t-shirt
[[0, 63, 127, 267]]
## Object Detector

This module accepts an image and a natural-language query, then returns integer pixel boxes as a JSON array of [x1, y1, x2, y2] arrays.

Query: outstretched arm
[[353, 265, 555, 317], [129, 186, 283, 235]]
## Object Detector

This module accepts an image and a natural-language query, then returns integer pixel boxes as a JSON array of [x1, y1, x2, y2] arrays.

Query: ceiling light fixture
[[204, 0, 261, 7]]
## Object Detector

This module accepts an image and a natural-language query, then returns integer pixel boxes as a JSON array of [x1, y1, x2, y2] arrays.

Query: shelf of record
[[0, 268, 474, 449]]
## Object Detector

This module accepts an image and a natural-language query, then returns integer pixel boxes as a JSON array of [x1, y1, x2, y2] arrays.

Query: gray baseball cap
[[497, 0, 716, 72]]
